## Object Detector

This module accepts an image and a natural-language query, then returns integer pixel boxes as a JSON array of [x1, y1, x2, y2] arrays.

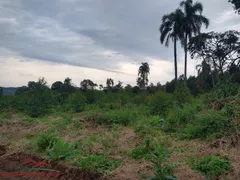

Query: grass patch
[[75, 154, 120, 174], [191, 155, 231, 180]]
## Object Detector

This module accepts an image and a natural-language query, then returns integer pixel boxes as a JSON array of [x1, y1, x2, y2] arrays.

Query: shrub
[[68, 92, 86, 112], [149, 145, 177, 180], [173, 82, 192, 106], [214, 82, 239, 99], [36, 133, 58, 152], [48, 139, 78, 161], [182, 110, 234, 139], [147, 91, 173, 116], [128, 147, 152, 160], [94, 105, 144, 125], [163, 104, 198, 132], [148, 116, 163, 127], [192, 155, 231, 179]]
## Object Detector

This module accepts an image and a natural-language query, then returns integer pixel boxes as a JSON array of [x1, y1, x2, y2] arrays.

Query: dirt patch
[[174, 165, 204, 180], [111, 160, 152, 180], [0, 152, 104, 180], [117, 128, 139, 152], [0, 145, 6, 156]]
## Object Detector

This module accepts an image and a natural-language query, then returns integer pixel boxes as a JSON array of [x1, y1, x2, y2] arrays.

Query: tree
[[0, 87, 3, 96], [160, 9, 184, 82], [137, 62, 150, 89], [229, 0, 240, 14], [180, 0, 209, 79], [80, 79, 97, 91], [188, 31, 240, 81], [124, 84, 132, 90], [15, 86, 29, 95], [114, 81, 123, 90], [62, 77, 76, 94], [64, 77, 72, 85], [27, 77, 48, 91], [51, 81, 64, 92], [99, 84, 104, 90], [106, 78, 114, 89]]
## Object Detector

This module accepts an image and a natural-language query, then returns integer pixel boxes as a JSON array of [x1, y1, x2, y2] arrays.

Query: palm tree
[[179, 0, 209, 79], [99, 84, 103, 90], [64, 77, 72, 85], [138, 62, 150, 89], [160, 9, 184, 83], [106, 78, 114, 88]]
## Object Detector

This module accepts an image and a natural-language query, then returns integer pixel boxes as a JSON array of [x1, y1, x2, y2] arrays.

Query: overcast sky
[[0, 0, 239, 87]]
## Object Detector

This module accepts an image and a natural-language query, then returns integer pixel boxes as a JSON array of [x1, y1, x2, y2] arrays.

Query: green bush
[[163, 104, 198, 132], [94, 105, 144, 125], [149, 145, 177, 180], [192, 155, 231, 180], [36, 133, 58, 152], [128, 147, 152, 160], [214, 82, 239, 99], [148, 116, 164, 127], [173, 82, 192, 106], [68, 92, 86, 112], [182, 110, 234, 139], [48, 138, 78, 161], [147, 91, 173, 116]]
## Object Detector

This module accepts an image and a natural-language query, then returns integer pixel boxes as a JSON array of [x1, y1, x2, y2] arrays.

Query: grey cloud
[[0, 0, 238, 75]]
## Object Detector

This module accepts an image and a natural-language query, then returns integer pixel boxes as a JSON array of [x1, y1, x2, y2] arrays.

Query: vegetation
[[0, 0, 239, 179], [192, 155, 231, 179]]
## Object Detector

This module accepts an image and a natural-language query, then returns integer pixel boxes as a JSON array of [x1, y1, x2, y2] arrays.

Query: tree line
[[159, 0, 239, 84]]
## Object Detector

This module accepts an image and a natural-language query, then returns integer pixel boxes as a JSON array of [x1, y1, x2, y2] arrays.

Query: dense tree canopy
[[188, 31, 240, 76], [229, 0, 240, 14]]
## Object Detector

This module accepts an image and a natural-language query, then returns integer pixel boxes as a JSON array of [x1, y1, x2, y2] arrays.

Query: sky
[[0, 0, 239, 87]]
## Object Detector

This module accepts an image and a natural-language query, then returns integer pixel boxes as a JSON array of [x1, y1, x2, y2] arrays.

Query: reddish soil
[[0, 150, 103, 180]]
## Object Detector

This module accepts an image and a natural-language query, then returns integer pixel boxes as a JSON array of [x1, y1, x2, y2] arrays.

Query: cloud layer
[[0, 0, 239, 87]]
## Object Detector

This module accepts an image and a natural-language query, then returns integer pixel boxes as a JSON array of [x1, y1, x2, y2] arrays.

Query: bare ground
[[1, 113, 240, 180]]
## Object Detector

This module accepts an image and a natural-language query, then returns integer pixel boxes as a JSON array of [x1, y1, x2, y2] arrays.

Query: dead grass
[[1, 112, 240, 180]]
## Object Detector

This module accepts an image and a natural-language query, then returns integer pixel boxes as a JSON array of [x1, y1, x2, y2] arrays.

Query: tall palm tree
[[160, 9, 184, 83], [138, 62, 150, 89], [106, 78, 114, 88], [179, 0, 209, 79]]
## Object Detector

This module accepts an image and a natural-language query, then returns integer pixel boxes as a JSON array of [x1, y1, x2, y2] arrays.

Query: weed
[[0, 112, 11, 120], [23, 117, 36, 123], [48, 139, 78, 161], [128, 147, 152, 160], [35, 133, 58, 152], [192, 155, 231, 180], [182, 110, 233, 140], [75, 154, 120, 174], [148, 145, 177, 180]]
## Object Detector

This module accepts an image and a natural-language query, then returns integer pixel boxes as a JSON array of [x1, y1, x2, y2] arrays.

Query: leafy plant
[[147, 91, 173, 116], [36, 133, 58, 152], [182, 110, 233, 139], [173, 82, 192, 106], [128, 147, 152, 160], [47, 139, 78, 161], [68, 92, 86, 112], [149, 145, 177, 180], [192, 155, 231, 180]]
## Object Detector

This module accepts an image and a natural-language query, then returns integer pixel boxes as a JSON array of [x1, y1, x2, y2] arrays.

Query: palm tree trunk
[[174, 36, 178, 83], [184, 32, 188, 80]]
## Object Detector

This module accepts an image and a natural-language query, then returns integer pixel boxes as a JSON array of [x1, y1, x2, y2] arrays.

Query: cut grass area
[[1, 111, 240, 180]]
